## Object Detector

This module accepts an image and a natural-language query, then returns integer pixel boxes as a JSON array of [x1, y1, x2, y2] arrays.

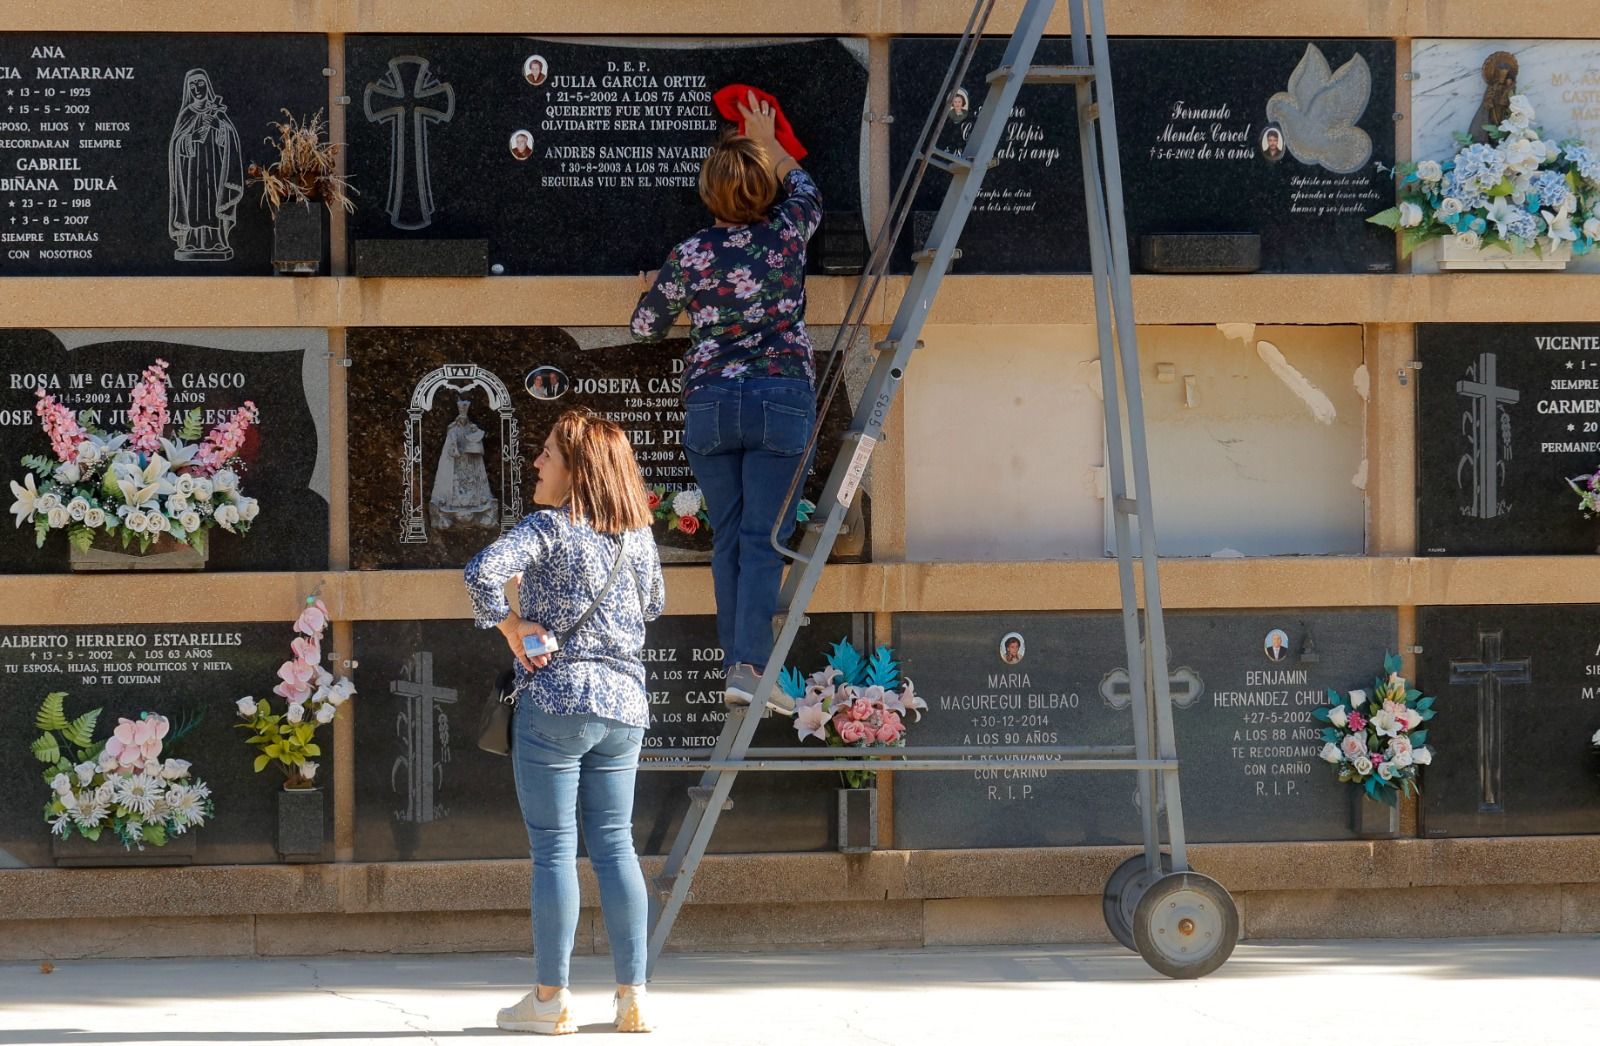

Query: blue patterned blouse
[[630, 167, 823, 393], [463, 510, 666, 729]]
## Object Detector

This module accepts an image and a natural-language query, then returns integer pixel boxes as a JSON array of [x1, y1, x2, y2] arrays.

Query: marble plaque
[[0, 329, 330, 572], [0, 34, 328, 276], [888, 37, 1396, 274], [1418, 604, 1600, 837], [892, 608, 1397, 849], [1417, 323, 1600, 556], [352, 614, 867, 861], [1412, 40, 1600, 273], [343, 36, 869, 275], [346, 326, 863, 569], [0, 622, 320, 868]]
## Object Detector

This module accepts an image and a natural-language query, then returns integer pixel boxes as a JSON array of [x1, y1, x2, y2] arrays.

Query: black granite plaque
[[0, 330, 330, 572], [892, 608, 1398, 849], [0, 622, 325, 868], [1418, 604, 1600, 837], [1417, 324, 1600, 556], [344, 36, 868, 275], [352, 614, 866, 861], [0, 34, 328, 276], [346, 326, 863, 569], [888, 37, 1395, 274]]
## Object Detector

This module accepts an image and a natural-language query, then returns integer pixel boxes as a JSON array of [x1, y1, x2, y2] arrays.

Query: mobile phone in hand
[[523, 632, 559, 658]]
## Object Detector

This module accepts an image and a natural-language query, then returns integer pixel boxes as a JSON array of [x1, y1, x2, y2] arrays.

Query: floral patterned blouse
[[463, 510, 666, 729], [630, 168, 823, 392]]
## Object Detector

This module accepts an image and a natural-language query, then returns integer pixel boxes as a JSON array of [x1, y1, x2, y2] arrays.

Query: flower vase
[[1350, 789, 1400, 839], [51, 828, 197, 867], [276, 786, 325, 862], [272, 201, 323, 275], [69, 532, 207, 572], [1437, 238, 1572, 270], [836, 786, 877, 854]]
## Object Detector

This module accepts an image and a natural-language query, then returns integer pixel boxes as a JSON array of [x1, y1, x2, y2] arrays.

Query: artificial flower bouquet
[[1565, 466, 1600, 518], [1314, 654, 1436, 806], [8, 358, 260, 556], [34, 693, 212, 849], [235, 596, 354, 789], [782, 639, 927, 788], [649, 485, 707, 536], [1368, 94, 1600, 258]]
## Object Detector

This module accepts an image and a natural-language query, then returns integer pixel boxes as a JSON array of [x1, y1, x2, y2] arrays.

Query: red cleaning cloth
[[712, 84, 808, 162]]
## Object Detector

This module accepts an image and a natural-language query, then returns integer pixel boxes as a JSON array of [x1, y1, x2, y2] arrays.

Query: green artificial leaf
[[863, 645, 900, 691], [119, 527, 131, 549], [1321, 727, 1341, 744], [253, 753, 272, 773], [20, 453, 55, 478], [61, 707, 100, 748], [142, 822, 167, 847], [1488, 176, 1514, 197], [34, 514, 48, 549], [179, 408, 203, 442], [1399, 224, 1445, 258], [81, 825, 101, 841], [187, 526, 207, 558], [304, 743, 321, 757], [1384, 653, 1403, 675], [1313, 707, 1330, 722], [168, 522, 187, 543], [1409, 730, 1428, 747], [66, 524, 93, 553], [1367, 207, 1401, 230], [137, 532, 151, 553], [101, 468, 120, 500], [1420, 709, 1436, 721], [1417, 697, 1435, 710], [35, 691, 69, 732], [31, 733, 60, 764]]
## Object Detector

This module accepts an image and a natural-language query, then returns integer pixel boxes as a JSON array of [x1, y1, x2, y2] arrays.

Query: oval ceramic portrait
[[523, 55, 549, 87], [525, 366, 570, 402], [1000, 631, 1025, 665], [1260, 123, 1286, 163], [509, 129, 535, 161], [1263, 628, 1290, 662]]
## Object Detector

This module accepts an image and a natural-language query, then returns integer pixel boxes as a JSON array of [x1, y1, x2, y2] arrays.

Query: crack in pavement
[[298, 961, 442, 1045]]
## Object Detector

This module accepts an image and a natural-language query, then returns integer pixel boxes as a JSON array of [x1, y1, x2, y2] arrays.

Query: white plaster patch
[[1216, 322, 1256, 345], [1076, 357, 1105, 400], [1353, 364, 1370, 401], [1255, 339, 1337, 425], [1350, 458, 1369, 491], [1210, 548, 1246, 558]]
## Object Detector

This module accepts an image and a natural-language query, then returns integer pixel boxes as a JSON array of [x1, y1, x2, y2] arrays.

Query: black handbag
[[477, 537, 627, 756]]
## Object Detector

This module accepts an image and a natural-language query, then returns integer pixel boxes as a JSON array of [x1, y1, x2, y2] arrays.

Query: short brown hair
[[548, 409, 653, 534], [698, 135, 779, 224]]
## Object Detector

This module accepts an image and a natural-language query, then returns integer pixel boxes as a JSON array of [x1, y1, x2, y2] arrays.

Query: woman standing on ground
[[464, 410, 665, 1035], [630, 91, 822, 714]]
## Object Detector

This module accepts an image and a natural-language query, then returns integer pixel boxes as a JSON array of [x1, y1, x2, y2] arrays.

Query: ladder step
[[686, 786, 734, 812], [1114, 496, 1139, 515], [773, 611, 811, 631], [804, 520, 849, 536], [1022, 64, 1096, 85], [927, 147, 974, 173], [873, 338, 924, 355], [910, 246, 963, 264]]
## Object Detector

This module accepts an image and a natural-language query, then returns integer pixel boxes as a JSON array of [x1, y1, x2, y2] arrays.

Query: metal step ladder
[[642, 0, 1239, 980]]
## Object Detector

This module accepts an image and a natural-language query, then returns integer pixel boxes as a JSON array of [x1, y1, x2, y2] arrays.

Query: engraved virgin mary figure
[[168, 69, 245, 261], [429, 397, 499, 529]]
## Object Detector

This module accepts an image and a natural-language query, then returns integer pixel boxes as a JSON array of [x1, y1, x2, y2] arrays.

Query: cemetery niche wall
[[353, 613, 868, 861], [892, 608, 1398, 849], [344, 35, 869, 275], [1418, 604, 1600, 837], [346, 326, 866, 569], [0, 621, 324, 868], [1417, 323, 1600, 556], [889, 37, 1395, 274], [0, 33, 329, 276], [0, 329, 330, 573]]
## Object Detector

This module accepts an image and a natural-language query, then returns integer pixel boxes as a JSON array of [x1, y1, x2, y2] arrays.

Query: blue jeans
[[682, 377, 816, 670], [511, 702, 647, 988]]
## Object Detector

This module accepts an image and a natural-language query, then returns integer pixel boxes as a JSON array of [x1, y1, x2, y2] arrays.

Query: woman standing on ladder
[[631, 91, 821, 715]]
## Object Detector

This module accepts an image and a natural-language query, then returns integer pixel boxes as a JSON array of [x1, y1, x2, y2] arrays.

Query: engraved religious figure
[[1456, 352, 1519, 520], [391, 651, 458, 825], [1448, 630, 1531, 812], [364, 55, 456, 230], [429, 397, 499, 530], [1264, 43, 1373, 175], [167, 69, 245, 261], [1468, 51, 1519, 145], [401, 364, 520, 544]]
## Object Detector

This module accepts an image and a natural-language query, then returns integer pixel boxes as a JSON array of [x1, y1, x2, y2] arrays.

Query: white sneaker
[[723, 663, 796, 716], [614, 984, 652, 1033], [497, 988, 576, 1034]]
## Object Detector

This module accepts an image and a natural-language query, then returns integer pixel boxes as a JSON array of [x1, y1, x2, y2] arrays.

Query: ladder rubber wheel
[[1101, 852, 1171, 952], [1131, 871, 1239, 980]]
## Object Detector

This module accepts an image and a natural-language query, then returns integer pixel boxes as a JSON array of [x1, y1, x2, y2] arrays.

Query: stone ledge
[[5, 838, 1598, 924]]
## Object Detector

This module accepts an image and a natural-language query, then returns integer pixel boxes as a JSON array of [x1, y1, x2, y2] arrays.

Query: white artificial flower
[[1348, 688, 1367, 709], [178, 510, 201, 533], [48, 812, 71, 837], [1388, 737, 1414, 768], [1371, 707, 1402, 738], [73, 797, 108, 829], [1328, 704, 1348, 729], [66, 496, 90, 521], [238, 497, 259, 522], [1352, 755, 1374, 777], [672, 488, 703, 518], [1544, 209, 1577, 248], [9, 473, 40, 527], [74, 761, 97, 786], [236, 696, 258, 718], [191, 477, 213, 502], [160, 758, 191, 781], [1507, 94, 1536, 127], [76, 442, 101, 466], [125, 510, 149, 534], [1438, 197, 1464, 218], [328, 678, 355, 706], [174, 475, 196, 496], [51, 772, 72, 795], [46, 504, 70, 529], [1341, 734, 1368, 761], [166, 786, 203, 828], [1412, 747, 1433, 766], [165, 493, 189, 515], [113, 773, 163, 817], [1457, 229, 1483, 250], [82, 506, 107, 529], [213, 503, 240, 532], [285, 702, 305, 724], [36, 492, 61, 514], [1483, 197, 1517, 239], [1377, 761, 1396, 781], [1398, 201, 1424, 227], [54, 462, 81, 486], [147, 511, 171, 534], [1319, 742, 1342, 764], [314, 704, 336, 725], [212, 469, 239, 494], [301, 761, 319, 781], [1416, 159, 1443, 182]]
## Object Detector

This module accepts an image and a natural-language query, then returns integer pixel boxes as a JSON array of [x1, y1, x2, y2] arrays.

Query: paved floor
[[1, 937, 1597, 1045]]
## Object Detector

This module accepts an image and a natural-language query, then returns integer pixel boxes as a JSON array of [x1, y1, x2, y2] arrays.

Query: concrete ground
[[1, 937, 1597, 1045]]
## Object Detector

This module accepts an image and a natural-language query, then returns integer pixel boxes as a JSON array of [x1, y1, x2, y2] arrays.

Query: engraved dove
[[1264, 44, 1373, 175]]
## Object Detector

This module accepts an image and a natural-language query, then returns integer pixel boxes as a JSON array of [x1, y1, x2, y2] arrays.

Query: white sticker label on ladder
[[836, 435, 876, 509]]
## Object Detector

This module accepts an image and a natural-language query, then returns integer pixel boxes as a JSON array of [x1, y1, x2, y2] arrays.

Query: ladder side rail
[[1079, 0, 1189, 871], [1065, 3, 1161, 875], [652, 705, 753, 888]]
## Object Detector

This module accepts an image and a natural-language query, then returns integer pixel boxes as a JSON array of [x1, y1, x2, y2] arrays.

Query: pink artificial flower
[[104, 715, 169, 770], [34, 389, 86, 463], [838, 720, 868, 744], [1347, 711, 1367, 732], [191, 401, 260, 476], [290, 634, 321, 664], [876, 714, 904, 744], [795, 702, 829, 742], [275, 657, 316, 702], [848, 699, 874, 722], [128, 359, 171, 453], [294, 596, 329, 637]]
